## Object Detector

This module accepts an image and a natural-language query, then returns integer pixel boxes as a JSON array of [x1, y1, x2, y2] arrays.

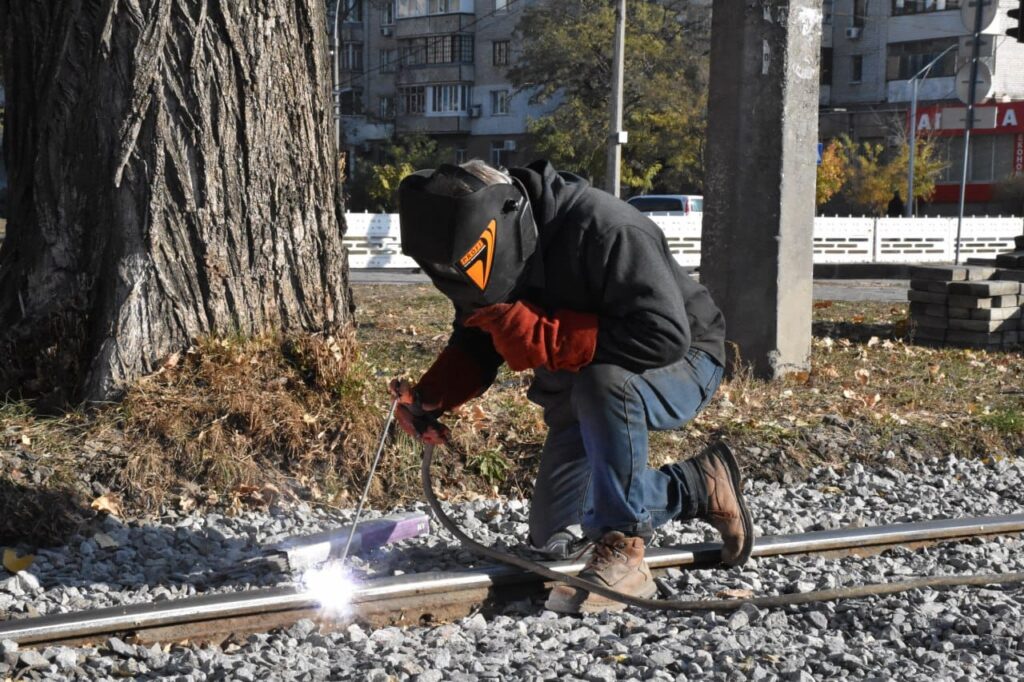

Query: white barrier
[[342, 214, 1024, 269]]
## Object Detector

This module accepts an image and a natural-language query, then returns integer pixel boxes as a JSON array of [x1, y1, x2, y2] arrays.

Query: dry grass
[[115, 330, 384, 509], [2, 283, 1022, 544]]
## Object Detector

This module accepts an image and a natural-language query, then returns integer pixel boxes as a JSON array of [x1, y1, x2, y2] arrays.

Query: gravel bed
[[2, 454, 1023, 680]]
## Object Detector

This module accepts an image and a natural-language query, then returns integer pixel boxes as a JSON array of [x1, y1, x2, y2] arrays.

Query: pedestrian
[[390, 159, 753, 614], [887, 190, 905, 217]]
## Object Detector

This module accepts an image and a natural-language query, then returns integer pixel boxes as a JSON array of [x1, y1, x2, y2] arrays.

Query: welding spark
[[302, 561, 358, 619]]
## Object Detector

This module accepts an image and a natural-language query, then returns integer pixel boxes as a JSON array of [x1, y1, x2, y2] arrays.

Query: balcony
[[887, 76, 955, 103]]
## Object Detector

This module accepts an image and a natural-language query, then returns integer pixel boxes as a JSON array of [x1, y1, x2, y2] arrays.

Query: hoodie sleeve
[[584, 224, 691, 371]]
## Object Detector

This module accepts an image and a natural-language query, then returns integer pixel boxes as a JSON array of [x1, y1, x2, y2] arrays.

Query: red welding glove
[[464, 301, 598, 372], [389, 379, 450, 445], [389, 344, 492, 444]]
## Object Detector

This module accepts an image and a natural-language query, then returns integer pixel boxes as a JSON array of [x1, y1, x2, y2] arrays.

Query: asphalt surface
[[351, 271, 911, 303]]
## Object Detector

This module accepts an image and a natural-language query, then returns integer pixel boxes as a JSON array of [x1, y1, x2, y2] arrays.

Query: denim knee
[[569, 363, 635, 416]]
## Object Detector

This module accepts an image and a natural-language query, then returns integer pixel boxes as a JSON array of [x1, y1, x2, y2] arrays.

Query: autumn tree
[[818, 134, 946, 216], [509, 0, 709, 194], [346, 134, 442, 212], [816, 139, 847, 207], [0, 1, 351, 405]]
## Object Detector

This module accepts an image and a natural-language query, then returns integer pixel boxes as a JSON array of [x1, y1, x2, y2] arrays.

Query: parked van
[[626, 194, 703, 216]]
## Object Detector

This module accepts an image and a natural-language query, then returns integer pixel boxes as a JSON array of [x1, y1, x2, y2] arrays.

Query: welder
[[390, 160, 753, 614]]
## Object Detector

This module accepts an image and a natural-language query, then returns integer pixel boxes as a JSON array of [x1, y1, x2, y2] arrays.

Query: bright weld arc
[[303, 401, 397, 619], [302, 561, 360, 618]]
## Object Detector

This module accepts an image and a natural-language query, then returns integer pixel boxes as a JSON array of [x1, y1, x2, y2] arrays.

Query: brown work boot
[[693, 442, 754, 567], [544, 531, 657, 614]]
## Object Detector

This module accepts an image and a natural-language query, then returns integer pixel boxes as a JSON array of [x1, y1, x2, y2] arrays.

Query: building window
[[490, 140, 512, 168], [380, 95, 396, 119], [400, 35, 473, 66], [850, 55, 863, 83], [430, 84, 470, 113], [892, 0, 960, 15], [382, 0, 395, 24], [341, 0, 363, 22], [853, 0, 866, 27], [455, 148, 467, 164], [886, 39, 957, 80], [821, 48, 833, 86], [339, 88, 364, 116], [491, 89, 511, 116], [823, 0, 833, 24], [397, 0, 467, 18], [399, 86, 426, 115], [495, 0, 508, 12], [341, 42, 363, 71], [935, 134, 1015, 183], [493, 40, 510, 66], [380, 48, 398, 72]]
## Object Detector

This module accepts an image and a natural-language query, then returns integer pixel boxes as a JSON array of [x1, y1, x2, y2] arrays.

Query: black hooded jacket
[[447, 160, 726, 388]]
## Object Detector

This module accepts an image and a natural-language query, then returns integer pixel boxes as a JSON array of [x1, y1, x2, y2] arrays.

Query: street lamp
[[332, 1, 344, 153], [905, 43, 957, 217]]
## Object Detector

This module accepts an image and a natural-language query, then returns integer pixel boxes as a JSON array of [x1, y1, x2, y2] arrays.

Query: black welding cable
[[421, 444, 1024, 612]]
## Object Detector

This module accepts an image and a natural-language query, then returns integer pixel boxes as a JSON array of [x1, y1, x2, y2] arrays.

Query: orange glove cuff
[[465, 302, 598, 373]]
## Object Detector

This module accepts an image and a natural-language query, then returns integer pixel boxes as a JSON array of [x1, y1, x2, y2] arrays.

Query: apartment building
[[820, 0, 1024, 213], [330, 0, 552, 175]]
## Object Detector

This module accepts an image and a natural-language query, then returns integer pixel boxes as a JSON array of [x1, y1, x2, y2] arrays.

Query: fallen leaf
[[852, 314, 866, 324], [813, 301, 833, 309], [20, 434, 31, 446], [820, 485, 844, 495], [302, 413, 318, 425], [715, 587, 754, 599], [2, 548, 36, 573], [866, 336, 880, 348], [842, 389, 858, 401], [90, 494, 122, 517], [854, 368, 870, 385], [163, 352, 181, 369], [470, 405, 489, 423], [866, 393, 882, 409]]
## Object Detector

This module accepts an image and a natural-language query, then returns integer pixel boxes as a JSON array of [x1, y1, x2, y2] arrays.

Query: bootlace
[[585, 540, 627, 570]]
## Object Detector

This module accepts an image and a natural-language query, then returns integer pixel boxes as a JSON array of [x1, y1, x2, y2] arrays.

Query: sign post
[[955, 0, 997, 264]]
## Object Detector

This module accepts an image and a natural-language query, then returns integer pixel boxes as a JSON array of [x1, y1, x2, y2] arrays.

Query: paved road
[[352, 271, 911, 303]]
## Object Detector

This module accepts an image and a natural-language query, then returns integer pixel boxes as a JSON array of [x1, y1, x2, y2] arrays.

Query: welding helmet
[[398, 165, 538, 311]]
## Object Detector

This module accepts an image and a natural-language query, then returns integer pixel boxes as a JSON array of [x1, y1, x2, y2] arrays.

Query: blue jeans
[[526, 347, 724, 545]]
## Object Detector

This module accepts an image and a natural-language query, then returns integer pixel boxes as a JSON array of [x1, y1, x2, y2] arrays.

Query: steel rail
[[2, 513, 1023, 646]]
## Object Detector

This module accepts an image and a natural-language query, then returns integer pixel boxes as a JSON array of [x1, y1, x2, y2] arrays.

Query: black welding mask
[[398, 165, 538, 311]]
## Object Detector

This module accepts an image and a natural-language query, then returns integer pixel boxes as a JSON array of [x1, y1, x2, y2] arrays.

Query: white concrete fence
[[344, 214, 1024, 270]]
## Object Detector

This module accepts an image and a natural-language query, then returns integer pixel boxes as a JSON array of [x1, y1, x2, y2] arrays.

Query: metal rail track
[[2, 514, 1023, 648]]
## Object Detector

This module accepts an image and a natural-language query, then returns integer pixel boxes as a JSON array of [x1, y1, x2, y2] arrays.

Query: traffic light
[[1010, 0, 1024, 43]]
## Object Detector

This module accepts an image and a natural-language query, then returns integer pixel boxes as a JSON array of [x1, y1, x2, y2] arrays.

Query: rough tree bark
[[0, 0, 351, 404]]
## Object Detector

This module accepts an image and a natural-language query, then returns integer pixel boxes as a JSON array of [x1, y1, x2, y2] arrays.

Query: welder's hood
[[398, 165, 538, 310]]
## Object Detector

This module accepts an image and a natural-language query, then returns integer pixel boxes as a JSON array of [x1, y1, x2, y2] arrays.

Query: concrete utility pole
[[702, 1, 822, 380], [605, 0, 626, 197]]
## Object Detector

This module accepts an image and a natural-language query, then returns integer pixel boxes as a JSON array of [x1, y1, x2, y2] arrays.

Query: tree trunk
[[0, 0, 351, 404]]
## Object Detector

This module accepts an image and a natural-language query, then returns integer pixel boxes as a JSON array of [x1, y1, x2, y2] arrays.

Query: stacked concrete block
[[995, 235, 1024, 270], [908, 264, 1024, 349]]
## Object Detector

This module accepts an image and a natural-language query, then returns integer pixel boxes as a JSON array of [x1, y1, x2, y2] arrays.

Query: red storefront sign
[[907, 101, 1024, 201], [911, 101, 1024, 137]]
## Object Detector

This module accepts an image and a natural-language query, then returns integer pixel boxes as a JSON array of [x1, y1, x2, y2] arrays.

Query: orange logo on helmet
[[458, 220, 496, 291]]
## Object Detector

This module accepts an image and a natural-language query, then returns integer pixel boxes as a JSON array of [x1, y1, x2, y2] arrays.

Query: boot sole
[[711, 441, 754, 567], [546, 577, 659, 615]]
